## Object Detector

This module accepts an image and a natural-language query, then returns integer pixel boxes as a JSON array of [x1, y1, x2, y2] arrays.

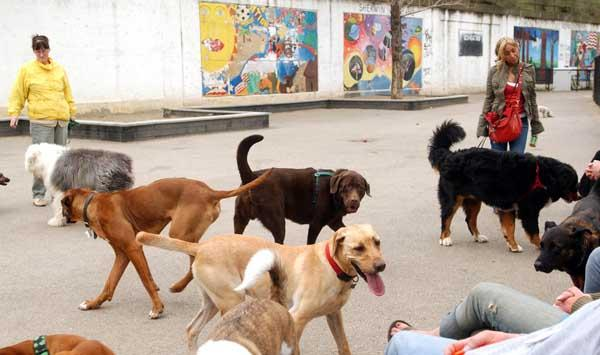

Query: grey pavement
[[1, 91, 599, 354]]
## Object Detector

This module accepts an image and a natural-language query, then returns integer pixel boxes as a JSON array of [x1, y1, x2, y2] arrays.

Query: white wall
[[428, 9, 600, 95], [1, 1, 599, 113]]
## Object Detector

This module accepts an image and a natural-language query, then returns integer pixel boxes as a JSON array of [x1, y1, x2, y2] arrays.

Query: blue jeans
[[385, 282, 565, 355], [385, 252, 600, 355], [489, 114, 529, 153]]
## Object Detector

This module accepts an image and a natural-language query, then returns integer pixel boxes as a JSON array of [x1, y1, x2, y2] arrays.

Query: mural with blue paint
[[200, 2, 318, 96]]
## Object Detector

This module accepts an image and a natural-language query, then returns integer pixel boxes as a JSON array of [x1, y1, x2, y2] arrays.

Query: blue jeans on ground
[[385, 246, 600, 355], [30, 122, 68, 199], [489, 114, 529, 153]]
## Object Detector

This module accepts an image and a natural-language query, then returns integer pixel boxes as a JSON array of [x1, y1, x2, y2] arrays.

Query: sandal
[[387, 319, 413, 341]]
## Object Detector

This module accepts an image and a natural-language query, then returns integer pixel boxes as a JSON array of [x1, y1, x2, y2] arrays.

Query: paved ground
[[1, 91, 599, 354]]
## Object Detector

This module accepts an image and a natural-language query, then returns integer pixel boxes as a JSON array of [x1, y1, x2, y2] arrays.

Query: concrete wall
[[1, 1, 599, 113]]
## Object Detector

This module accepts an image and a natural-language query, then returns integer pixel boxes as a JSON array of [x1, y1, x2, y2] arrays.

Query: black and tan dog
[[234, 135, 370, 244], [535, 170, 600, 289], [196, 250, 298, 355], [428, 121, 579, 252], [0, 173, 10, 186]]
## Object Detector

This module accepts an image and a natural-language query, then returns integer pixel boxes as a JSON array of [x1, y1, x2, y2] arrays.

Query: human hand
[[443, 330, 520, 355], [585, 160, 600, 180], [9, 116, 19, 128], [554, 286, 585, 314]]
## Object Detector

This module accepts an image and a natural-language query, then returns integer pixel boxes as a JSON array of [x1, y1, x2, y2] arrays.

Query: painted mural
[[570, 31, 599, 68], [343, 14, 422, 95], [199, 3, 318, 96], [514, 27, 559, 84]]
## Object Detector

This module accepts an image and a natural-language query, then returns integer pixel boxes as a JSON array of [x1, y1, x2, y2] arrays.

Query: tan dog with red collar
[[137, 224, 386, 354], [0, 334, 114, 355]]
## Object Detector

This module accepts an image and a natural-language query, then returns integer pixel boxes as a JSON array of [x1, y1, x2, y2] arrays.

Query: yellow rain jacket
[[8, 58, 76, 120]]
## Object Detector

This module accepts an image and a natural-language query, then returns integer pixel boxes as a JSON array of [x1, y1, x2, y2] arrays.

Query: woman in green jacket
[[8, 35, 76, 206], [477, 37, 543, 153]]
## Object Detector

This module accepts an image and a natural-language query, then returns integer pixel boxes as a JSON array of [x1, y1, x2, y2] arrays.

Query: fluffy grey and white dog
[[25, 143, 134, 226]]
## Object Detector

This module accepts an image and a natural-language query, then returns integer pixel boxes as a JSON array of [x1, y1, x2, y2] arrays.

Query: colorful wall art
[[199, 2, 318, 96], [343, 14, 422, 95], [514, 26, 559, 84], [570, 31, 599, 68]]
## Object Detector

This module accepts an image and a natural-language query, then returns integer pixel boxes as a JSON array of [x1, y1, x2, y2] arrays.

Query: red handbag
[[485, 64, 524, 143]]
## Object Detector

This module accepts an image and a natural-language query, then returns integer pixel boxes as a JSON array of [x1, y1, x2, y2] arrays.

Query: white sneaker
[[33, 198, 48, 207]]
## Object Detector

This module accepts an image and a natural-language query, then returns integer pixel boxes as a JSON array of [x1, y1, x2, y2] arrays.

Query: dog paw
[[508, 244, 523, 253], [47, 217, 66, 227], [78, 301, 91, 310], [440, 237, 453, 246], [474, 234, 489, 243], [148, 308, 164, 319]]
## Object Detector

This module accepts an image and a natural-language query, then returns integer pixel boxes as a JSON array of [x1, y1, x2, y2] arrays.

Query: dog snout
[[534, 260, 551, 273], [373, 260, 386, 273], [347, 199, 360, 211]]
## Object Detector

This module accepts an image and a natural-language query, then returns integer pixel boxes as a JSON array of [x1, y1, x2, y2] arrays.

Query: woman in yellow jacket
[[8, 35, 76, 206]]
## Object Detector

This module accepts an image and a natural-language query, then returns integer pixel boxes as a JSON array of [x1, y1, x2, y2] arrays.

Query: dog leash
[[477, 137, 487, 148], [83, 192, 98, 239]]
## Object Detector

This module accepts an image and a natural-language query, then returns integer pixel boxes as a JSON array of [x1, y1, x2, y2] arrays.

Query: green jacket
[[477, 62, 544, 137]]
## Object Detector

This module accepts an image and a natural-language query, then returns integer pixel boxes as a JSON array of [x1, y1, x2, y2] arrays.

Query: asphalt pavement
[[1, 91, 599, 354]]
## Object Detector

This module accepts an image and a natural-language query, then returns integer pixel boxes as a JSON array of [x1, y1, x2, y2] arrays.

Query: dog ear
[[364, 177, 371, 197], [571, 225, 592, 238], [544, 221, 557, 231], [61, 193, 74, 218], [331, 228, 346, 256], [330, 170, 349, 194]]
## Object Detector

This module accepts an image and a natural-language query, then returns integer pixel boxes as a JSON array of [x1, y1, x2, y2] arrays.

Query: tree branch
[[401, 0, 465, 17]]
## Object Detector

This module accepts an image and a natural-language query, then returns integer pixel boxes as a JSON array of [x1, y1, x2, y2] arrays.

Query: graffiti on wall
[[570, 31, 599, 68], [514, 26, 559, 83], [343, 13, 422, 95], [199, 2, 318, 96]]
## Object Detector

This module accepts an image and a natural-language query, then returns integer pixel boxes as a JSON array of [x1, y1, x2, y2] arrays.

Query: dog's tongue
[[365, 273, 385, 296]]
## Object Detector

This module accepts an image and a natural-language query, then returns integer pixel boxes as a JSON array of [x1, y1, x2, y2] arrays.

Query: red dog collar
[[325, 243, 357, 287]]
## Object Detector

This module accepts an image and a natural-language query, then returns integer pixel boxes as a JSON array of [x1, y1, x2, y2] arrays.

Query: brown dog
[[0, 334, 114, 355], [137, 224, 385, 354], [234, 135, 370, 244], [0, 173, 10, 186], [196, 250, 298, 355], [61, 171, 271, 319]]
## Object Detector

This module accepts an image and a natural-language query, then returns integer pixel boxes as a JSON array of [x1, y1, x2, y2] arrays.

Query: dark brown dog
[[0, 334, 114, 355], [535, 177, 600, 289], [61, 171, 271, 318], [233, 135, 370, 244], [0, 173, 10, 186]]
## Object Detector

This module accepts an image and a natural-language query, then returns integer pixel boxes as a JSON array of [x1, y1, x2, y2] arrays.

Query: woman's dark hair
[[31, 35, 50, 50]]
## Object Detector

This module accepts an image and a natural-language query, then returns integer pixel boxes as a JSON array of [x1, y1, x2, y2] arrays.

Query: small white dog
[[25, 143, 134, 226], [538, 105, 553, 118]]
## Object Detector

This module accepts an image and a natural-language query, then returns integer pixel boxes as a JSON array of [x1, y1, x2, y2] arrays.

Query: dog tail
[[212, 169, 272, 200], [428, 120, 466, 169], [234, 249, 287, 307], [237, 135, 264, 184], [136, 231, 200, 256]]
